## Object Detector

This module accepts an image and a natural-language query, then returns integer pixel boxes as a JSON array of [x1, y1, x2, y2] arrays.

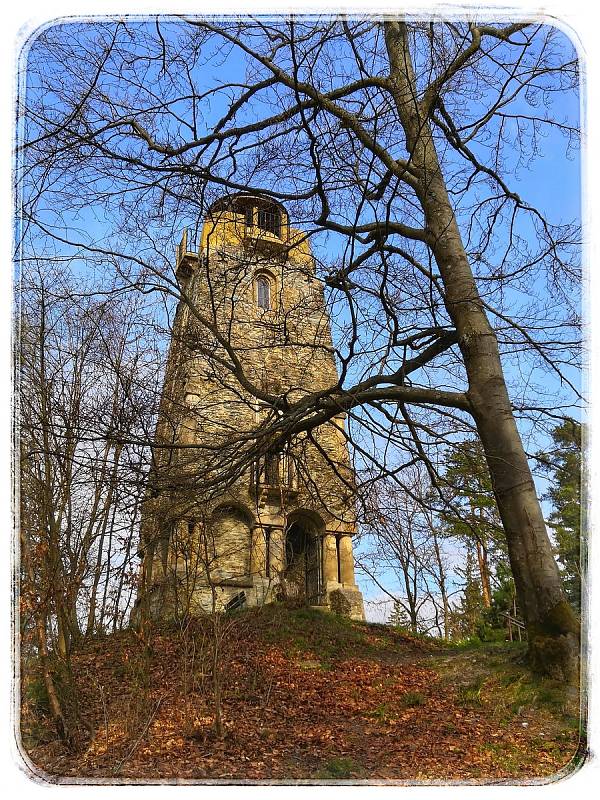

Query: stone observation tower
[[138, 193, 365, 620]]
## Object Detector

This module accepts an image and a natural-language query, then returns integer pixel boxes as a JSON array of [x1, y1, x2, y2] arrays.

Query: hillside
[[20, 605, 584, 783]]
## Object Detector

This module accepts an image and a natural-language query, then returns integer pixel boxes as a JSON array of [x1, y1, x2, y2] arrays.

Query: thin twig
[[112, 694, 165, 776]]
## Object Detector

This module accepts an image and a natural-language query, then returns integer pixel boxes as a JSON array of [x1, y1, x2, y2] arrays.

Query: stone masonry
[[138, 193, 365, 621]]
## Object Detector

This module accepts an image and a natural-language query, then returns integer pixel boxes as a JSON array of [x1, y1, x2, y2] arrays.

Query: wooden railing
[[500, 611, 527, 641]]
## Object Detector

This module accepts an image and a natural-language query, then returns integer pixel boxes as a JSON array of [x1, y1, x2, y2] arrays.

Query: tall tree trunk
[[430, 524, 450, 640], [112, 496, 138, 632], [99, 500, 118, 632], [86, 443, 123, 635], [385, 21, 579, 680], [37, 285, 72, 663], [398, 545, 419, 635], [20, 527, 73, 748], [476, 540, 492, 608]]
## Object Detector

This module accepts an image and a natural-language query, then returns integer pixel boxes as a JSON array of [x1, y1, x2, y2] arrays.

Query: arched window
[[256, 275, 271, 310]]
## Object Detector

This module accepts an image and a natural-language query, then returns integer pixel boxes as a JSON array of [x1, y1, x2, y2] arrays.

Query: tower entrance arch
[[283, 514, 323, 605]]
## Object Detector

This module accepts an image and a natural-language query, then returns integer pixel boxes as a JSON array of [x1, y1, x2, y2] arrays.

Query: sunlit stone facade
[[138, 193, 364, 620]]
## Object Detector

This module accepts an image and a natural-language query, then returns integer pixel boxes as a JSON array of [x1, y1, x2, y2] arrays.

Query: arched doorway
[[284, 515, 323, 605]]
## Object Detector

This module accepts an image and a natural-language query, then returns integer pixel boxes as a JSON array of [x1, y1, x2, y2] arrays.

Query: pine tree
[[387, 600, 413, 633], [539, 419, 582, 610], [440, 440, 510, 609], [447, 550, 485, 641]]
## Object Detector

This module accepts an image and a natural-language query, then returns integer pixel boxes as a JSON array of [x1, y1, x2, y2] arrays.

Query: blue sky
[[4, 4, 600, 795], [18, 16, 583, 626]]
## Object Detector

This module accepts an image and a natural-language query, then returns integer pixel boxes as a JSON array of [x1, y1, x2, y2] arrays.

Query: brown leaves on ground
[[21, 606, 583, 783]]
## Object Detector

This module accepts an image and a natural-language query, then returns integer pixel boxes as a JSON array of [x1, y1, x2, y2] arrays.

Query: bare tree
[[17, 261, 164, 743], [358, 465, 454, 637], [18, 16, 581, 678]]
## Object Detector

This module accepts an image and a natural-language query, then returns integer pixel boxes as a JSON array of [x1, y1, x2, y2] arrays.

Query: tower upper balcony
[[176, 193, 292, 283], [211, 193, 290, 253], [175, 227, 202, 285]]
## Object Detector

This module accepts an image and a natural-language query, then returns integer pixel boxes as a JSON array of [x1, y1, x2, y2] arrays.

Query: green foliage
[[253, 603, 386, 661], [456, 678, 485, 707], [20, 673, 56, 749], [387, 600, 413, 633], [539, 419, 582, 610], [430, 641, 581, 737], [24, 674, 51, 716], [487, 562, 517, 619], [400, 690, 426, 708], [449, 570, 516, 645], [479, 561, 524, 640], [448, 550, 487, 641], [369, 702, 392, 721], [317, 756, 364, 779], [495, 668, 579, 724], [440, 439, 506, 560], [441, 440, 521, 642]]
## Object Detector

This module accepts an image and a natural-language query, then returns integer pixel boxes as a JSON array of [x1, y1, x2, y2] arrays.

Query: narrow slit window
[[257, 275, 271, 310]]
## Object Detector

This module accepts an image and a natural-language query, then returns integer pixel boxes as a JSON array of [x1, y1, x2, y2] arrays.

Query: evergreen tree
[[539, 419, 582, 610], [387, 600, 413, 633], [440, 440, 510, 609], [484, 561, 521, 635], [447, 550, 485, 640]]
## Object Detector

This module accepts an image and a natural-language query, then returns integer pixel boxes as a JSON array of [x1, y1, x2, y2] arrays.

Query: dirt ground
[[19, 606, 584, 784]]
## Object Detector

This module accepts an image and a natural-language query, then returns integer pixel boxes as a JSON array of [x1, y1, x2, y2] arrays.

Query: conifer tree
[[388, 600, 413, 633], [447, 550, 485, 641], [440, 440, 508, 609], [539, 420, 582, 611]]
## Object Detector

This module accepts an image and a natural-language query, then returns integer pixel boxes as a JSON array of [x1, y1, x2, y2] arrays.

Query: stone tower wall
[[139, 197, 364, 620]]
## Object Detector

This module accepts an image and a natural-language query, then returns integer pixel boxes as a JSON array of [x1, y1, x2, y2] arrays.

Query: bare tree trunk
[[430, 525, 450, 640], [476, 540, 492, 609], [211, 606, 224, 740], [99, 499, 119, 632], [37, 286, 72, 662], [112, 497, 138, 632], [86, 443, 123, 635], [385, 21, 579, 680], [20, 527, 73, 748]]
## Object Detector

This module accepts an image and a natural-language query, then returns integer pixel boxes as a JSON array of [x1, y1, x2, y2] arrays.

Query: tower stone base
[[134, 571, 364, 624], [323, 581, 365, 621]]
